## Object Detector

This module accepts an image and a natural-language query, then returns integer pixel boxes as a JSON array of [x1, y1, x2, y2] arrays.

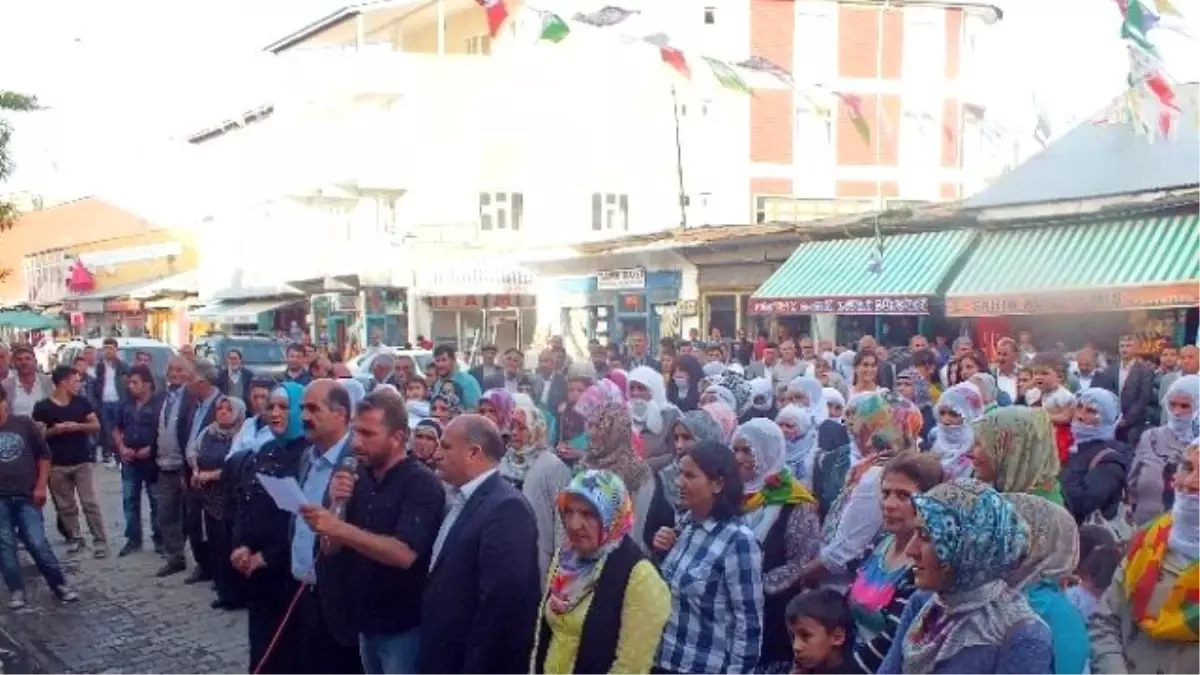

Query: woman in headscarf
[[1089, 442, 1199, 675], [1062, 388, 1131, 528], [930, 383, 985, 480], [659, 409, 725, 512], [627, 366, 681, 472], [1005, 494, 1089, 674], [231, 383, 308, 674], [775, 404, 819, 489], [1125, 374, 1199, 529], [505, 395, 572, 580], [531, 470, 671, 674], [804, 392, 921, 590], [431, 390, 461, 425], [479, 388, 516, 440], [667, 354, 703, 412], [731, 419, 821, 673], [739, 377, 777, 423], [970, 407, 1064, 504], [411, 418, 442, 471], [877, 479, 1051, 674], [580, 383, 674, 555], [847, 453, 945, 674], [186, 395, 248, 610]]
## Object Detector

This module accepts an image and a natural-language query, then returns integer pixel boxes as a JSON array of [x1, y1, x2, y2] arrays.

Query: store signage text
[[946, 283, 1200, 317], [749, 296, 930, 316], [597, 268, 646, 291]]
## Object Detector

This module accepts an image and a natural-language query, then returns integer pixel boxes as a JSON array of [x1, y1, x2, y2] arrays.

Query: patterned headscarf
[[1004, 493, 1080, 591], [1073, 387, 1122, 445], [703, 401, 738, 443], [582, 402, 650, 493], [903, 479, 1037, 675], [899, 367, 933, 408], [480, 388, 516, 434], [549, 470, 635, 614], [576, 379, 626, 424], [971, 407, 1060, 496]]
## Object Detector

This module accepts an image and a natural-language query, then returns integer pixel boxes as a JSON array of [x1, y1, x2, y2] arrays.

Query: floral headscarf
[[549, 470, 635, 614], [500, 402, 550, 484], [899, 367, 933, 408], [1004, 493, 1079, 591], [582, 402, 650, 492], [1072, 387, 1121, 445], [1164, 374, 1200, 444], [933, 383, 985, 479], [480, 388, 516, 434], [701, 384, 737, 411], [576, 380, 626, 424], [971, 407, 1060, 497], [903, 479, 1036, 674], [703, 401, 738, 443], [968, 373, 1002, 413], [776, 404, 818, 485]]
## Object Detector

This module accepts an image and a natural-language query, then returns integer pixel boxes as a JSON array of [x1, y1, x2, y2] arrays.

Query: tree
[[0, 90, 41, 231]]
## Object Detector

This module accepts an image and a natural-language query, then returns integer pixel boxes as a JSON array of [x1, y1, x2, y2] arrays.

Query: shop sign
[[104, 299, 143, 313], [946, 283, 1200, 317], [597, 268, 646, 291], [749, 295, 930, 316]]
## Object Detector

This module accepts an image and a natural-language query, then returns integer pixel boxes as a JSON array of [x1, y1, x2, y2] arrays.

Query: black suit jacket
[[418, 472, 540, 674], [1106, 361, 1156, 436]]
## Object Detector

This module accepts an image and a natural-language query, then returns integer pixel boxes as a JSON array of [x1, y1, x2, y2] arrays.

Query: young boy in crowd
[[1064, 525, 1122, 619], [786, 588, 856, 674]]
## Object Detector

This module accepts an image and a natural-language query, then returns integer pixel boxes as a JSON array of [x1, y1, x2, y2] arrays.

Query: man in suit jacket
[[419, 414, 540, 674], [1106, 335, 1156, 446]]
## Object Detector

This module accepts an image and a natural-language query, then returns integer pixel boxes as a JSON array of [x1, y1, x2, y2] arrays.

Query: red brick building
[[745, 0, 1002, 218]]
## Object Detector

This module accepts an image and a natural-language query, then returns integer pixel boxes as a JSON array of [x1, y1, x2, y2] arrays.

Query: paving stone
[[0, 466, 247, 673]]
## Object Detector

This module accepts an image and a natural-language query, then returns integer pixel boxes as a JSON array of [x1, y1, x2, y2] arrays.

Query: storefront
[[557, 268, 682, 348], [945, 213, 1200, 354], [750, 229, 977, 346]]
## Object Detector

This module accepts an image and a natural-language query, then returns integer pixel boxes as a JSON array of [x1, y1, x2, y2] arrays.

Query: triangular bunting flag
[[476, 0, 509, 38], [573, 6, 638, 27], [538, 11, 570, 43], [704, 57, 751, 94]]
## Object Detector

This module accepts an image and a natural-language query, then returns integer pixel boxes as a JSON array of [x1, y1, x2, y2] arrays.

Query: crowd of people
[[0, 326, 1197, 674]]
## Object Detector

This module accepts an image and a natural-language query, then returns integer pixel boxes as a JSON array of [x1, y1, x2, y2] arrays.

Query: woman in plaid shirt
[[652, 440, 764, 674]]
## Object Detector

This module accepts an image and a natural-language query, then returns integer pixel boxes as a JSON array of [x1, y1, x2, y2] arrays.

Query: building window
[[480, 192, 523, 231], [704, 6, 716, 24], [794, 1, 837, 84], [591, 193, 629, 231], [466, 34, 491, 55]]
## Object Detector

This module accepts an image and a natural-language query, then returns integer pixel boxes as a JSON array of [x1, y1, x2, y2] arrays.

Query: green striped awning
[[945, 214, 1200, 317], [750, 229, 977, 315]]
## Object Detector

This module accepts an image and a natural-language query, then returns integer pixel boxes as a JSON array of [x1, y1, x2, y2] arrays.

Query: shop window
[[479, 191, 523, 231], [707, 294, 738, 339], [592, 193, 629, 231]]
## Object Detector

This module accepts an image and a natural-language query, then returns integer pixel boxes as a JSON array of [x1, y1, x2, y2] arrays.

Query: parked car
[[57, 337, 177, 384], [347, 348, 434, 379], [194, 334, 289, 379]]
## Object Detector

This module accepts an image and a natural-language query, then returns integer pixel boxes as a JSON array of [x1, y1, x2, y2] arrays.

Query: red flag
[[476, 0, 509, 38], [661, 47, 691, 78]]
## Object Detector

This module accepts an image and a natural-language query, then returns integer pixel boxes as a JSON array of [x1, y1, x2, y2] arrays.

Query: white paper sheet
[[256, 474, 309, 514]]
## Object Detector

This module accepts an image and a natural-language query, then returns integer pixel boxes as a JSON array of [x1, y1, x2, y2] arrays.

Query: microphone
[[330, 455, 359, 522]]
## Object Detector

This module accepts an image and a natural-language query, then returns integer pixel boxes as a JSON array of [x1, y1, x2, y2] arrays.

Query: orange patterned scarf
[[1122, 514, 1199, 641]]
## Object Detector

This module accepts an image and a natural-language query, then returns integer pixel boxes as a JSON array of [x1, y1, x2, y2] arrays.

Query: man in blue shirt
[[292, 380, 361, 674]]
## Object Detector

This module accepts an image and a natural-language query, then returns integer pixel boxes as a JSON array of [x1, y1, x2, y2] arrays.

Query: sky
[[0, 0, 1197, 209]]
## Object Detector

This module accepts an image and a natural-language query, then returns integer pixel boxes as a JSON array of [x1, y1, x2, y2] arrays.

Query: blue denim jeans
[[0, 496, 67, 593], [359, 629, 420, 674], [121, 462, 161, 546]]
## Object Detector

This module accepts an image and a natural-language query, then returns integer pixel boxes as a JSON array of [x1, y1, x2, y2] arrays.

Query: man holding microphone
[[301, 387, 445, 674]]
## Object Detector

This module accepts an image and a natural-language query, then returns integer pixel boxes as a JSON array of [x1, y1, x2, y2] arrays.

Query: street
[[0, 466, 247, 674]]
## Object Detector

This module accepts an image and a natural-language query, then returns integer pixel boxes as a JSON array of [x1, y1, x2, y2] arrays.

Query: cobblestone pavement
[[0, 465, 247, 674]]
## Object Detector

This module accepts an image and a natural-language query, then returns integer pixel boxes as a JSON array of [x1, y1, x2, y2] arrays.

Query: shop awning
[[945, 214, 1200, 317], [750, 229, 977, 315], [189, 298, 302, 324]]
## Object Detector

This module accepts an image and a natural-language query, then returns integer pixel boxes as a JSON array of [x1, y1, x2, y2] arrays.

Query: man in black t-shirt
[[0, 384, 78, 609], [33, 366, 107, 557]]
